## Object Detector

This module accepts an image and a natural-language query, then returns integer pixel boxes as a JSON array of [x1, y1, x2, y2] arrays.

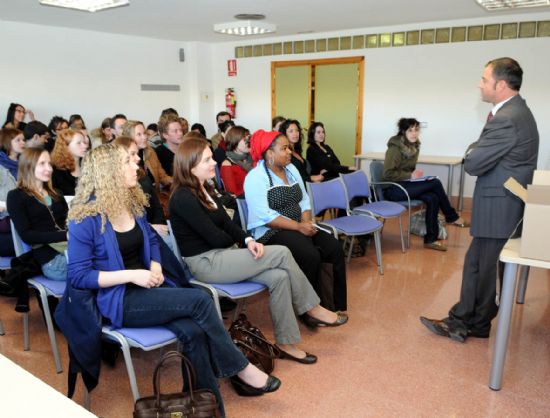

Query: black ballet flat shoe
[[229, 375, 281, 397], [278, 349, 317, 365], [300, 312, 348, 329]]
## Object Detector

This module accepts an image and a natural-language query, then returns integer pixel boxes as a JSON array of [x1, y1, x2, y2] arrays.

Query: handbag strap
[[152, 351, 197, 408], [232, 327, 281, 358]]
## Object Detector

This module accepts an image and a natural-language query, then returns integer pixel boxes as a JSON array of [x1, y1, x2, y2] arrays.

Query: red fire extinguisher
[[225, 88, 236, 119]]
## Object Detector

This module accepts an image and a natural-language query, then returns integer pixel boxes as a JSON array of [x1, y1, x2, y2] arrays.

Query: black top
[[154, 145, 174, 176], [213, 147, 227, 167], [115, 222, 145, 270], [139, 175, 166, 225], [6, 188, 68, 265], [169, 187, 250, 257], [290, 154, 310, 183], [306, 143, 351, 180], [52, 168, 77, 196]]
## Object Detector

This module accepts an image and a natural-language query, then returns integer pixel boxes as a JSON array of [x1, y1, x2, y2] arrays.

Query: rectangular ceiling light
[[476, 0, 550, 11], [214, 21, 276, 36], [39, 0, 130, 12]]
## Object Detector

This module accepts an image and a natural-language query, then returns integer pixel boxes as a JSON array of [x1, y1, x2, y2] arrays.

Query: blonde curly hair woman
[[65, 144, 280, 415], [51, 128, 89, 195]]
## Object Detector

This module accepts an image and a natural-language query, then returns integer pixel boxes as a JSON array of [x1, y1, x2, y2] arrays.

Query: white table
[[0, 354, 97, 417], [490, 238, 550, 390], [354, 152, 465, 210]]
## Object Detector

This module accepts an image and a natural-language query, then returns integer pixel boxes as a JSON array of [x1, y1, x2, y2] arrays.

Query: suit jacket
[[465, 95, 539, 239]]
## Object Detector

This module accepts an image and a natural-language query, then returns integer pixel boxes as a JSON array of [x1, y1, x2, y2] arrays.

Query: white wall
[[0, 21, 192, 131], [211, 13, 550, 197]]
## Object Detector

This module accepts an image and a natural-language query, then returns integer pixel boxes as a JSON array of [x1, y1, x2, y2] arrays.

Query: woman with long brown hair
[[170, 137, 346, 366]]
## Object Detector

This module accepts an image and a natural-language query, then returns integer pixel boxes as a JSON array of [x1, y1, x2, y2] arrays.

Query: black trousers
[[266, 229, 347, 311], [447, 237, 507, 335], [385, 178, 459, 243]]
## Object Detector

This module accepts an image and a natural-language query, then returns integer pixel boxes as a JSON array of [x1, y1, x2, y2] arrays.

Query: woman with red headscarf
[[243, 130, 348, 314]]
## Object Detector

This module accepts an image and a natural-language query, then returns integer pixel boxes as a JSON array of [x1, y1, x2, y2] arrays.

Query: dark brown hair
[[225, 126, 247, 151], [172, 137, 215, 210], [0, 127, 23, 154]]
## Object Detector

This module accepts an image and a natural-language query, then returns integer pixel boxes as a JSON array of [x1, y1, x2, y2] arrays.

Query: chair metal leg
[[109, 331, 140, 401], [84, 389, 91, 411], [346, 237, 354, 264], [407, 205, 412, 248], [36, 289, 63, 373], [233, 299, 246, 322], [398, 216, 405, 253], [373, 231, 384, 275], [23, 312, 29, 351], [0, 319, 4, 336], [516, 266, 530, 304]]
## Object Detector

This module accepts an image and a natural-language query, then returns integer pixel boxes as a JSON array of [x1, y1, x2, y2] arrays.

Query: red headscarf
[[249, 129, 281, 164]]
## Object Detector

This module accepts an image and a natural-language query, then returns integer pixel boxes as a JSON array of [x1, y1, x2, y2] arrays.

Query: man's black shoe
[[420, 316, 466, 343]]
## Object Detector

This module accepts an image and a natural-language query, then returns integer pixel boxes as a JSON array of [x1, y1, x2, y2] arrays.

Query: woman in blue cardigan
[[67, 144, 280, 414]]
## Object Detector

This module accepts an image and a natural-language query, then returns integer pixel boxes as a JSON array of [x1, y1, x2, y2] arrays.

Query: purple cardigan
[[67, 213, 161, 328]]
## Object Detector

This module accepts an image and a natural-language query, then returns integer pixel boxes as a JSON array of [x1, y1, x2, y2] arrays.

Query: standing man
[[210, 111, 232, 149], [420, 57, 539, 342]]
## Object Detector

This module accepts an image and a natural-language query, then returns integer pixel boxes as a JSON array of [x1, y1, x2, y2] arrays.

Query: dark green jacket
[[382, 135, 420, 182]]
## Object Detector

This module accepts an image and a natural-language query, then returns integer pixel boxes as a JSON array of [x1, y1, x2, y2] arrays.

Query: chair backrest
[[306, 179, 348, 216], [10, 220, 31, 257], [340, 171, 372, 202], [166, 221, 184, 265], [236, 198, 248, 233], [214, 165, 224, 191], [369, 161, 386, 201]]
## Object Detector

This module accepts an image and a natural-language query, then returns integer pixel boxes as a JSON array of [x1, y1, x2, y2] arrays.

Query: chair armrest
[[370, 181, 412, 208], [316, 222, 339, 239]]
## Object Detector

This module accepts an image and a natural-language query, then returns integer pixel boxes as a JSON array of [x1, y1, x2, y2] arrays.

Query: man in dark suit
[[420, 57, 539, 342]]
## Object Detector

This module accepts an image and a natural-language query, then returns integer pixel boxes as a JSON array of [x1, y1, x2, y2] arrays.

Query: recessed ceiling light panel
[[475, 0, 550, 11], [39, 0, 130, 12], [214, 20, 276, 36]]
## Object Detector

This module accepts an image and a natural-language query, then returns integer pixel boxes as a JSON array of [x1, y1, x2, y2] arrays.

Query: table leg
[[458, 162, 465, 211], [516, 266, 530, 304], [489, 262, 518, 390], [447, 164, 452, 197], [355, 156, 361, 170]]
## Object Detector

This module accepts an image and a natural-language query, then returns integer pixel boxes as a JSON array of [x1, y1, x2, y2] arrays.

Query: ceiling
[[0, 0, 548, 42]]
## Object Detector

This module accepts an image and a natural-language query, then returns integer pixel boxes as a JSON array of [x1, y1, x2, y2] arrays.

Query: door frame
[[271, 56, 364, 154]]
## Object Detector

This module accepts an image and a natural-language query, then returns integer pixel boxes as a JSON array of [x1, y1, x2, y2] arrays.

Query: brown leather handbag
[[133, 351, 220, 418], [229, 314, 280, 374]]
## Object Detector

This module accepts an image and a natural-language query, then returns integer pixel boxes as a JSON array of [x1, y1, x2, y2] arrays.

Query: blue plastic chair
[[166, 221, 267, 321], [10, 221, 64, 373], [369, 160, 424, 249], [306, 179, 384, 274], [340, 171, 406, 253]]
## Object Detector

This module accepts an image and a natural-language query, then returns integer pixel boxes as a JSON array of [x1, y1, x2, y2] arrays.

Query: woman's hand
[[26, 109, 35, 121], [348, 166, 357, 171], [151, 224, 168, 236], [150, 260, 164, 286], [247, 240, 264, 259], [297, 221, 317, 237], [311, 174, 324, 183], [411, 168, 424, 179], [131, 269, 163, 288]]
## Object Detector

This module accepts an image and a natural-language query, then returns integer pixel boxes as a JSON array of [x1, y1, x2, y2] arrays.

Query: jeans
[[385, 178, 459, 243], [123, 286, 248, 416], [41, 253, 67, 281]]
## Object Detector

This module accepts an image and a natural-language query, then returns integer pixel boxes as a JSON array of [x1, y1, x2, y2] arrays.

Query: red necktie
[[487, 112, 494, 122]]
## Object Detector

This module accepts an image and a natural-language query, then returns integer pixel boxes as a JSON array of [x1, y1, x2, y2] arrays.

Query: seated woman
[[113, 136, 168, 239], [382, 118, 468, 251], [220, 126, 253, 197], [244, 130, 348, 313], [213, 120, 236, 166], [3, 103, 34, 130], [89, 117, 113, 149], [123, 120, 172, 189], [51, 128, 89, 196], [170, 137, 346, 364], [0, 128, 25, 257], [279, 119, 323, 184], [6, 148, 68, 309], [306, 121, 355, 181], [66, 144, 280, 414]]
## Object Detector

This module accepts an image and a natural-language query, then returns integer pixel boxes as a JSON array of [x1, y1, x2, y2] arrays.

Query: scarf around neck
[[0, 151, 18, 179], [225, 151, 254, 173]]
